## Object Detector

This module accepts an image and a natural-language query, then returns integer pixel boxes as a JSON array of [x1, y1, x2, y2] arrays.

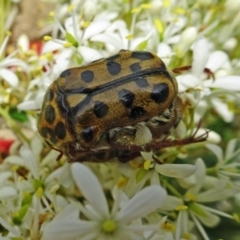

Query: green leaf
[[66, 32, 78, 47], [22, 195, 32, 205], [137, 40, 148, 51], [9, 108, 28, 122], [136, 169, 147, 182], [189, 202, 207, 217], [33, 179, 44, 190]]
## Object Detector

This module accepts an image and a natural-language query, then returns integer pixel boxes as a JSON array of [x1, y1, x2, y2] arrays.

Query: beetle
[[37, 49, 208, 162]]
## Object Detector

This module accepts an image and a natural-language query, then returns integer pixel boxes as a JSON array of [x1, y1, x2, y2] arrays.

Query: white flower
[[176, 38, 240, 123], [206, 139, 240, 179], [161, 158, 240, 240], [0, 33, 28, 90], [42, 163, 167, 240]]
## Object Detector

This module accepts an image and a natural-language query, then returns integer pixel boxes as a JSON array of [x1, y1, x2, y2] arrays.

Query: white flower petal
[[157, 43, 173, 65], [20, 145, 39, 179], [0, 171, 12, 183], [211, 98, 234, 122], [155, 164, 196, 178], [35, 92, 46, 109], [177, 27, 198, 56], [206, 51, 228, 71], [17, 34, 29, 51], [187, 158, 206, 195], [71, 163, 109, 218], [5, 156, 25, 166], [45, 163, 73, 189], [82, 21, 111, 42], [177, 74, 201, 92], [42, 204, 98, 240], [17, 100, 38, 110], [161, 195, 184, 211], [1, 58, 29, 71], [0, 216, 21, 237], [117, 186, 166, 222], [193, 205, 220, 227], [53, 49, 74, 77], [78, 46, 103, 63], [175, 210, 189, 240], [42, 41, 63, 53], [225, 138, 238, 160], [130, 31, 153, 50], [91, 33, 123, 49], [31, 136, 43, 157], [178, 174, 196, 189], [0, 68, 19, 87], [204, 76, 240, 91], [203, 129, 221, 144], [205, 144, 223, 162], [0, 186, 17, 198], [197, 185, 240, 203], [191, 38, 210, 77]]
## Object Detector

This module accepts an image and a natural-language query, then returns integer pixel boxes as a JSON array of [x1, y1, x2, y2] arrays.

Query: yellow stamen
[[163, 0, 170, 8], [140, 3, 152, 9], [175, 205, 188, 211], [131, 7, 141, 13], [50, 184, 60, 194], [125, 34, 134, 40], [233, 213, 240, 223], [82, 21, 91, 28], [183, 232, 190, 239], [11, 165, 19, 172], [63, 42, 73, 48], [67, 4, 74, 12], [43, 36, 52, 41], [6, 31, 12, 36], [49, 11, 54, 17], [143, 160, 151, 170], [173, 7, 186, 15], [45, 52, 53, 61], [117, 177, 127, 189], [162, 222, 175, 232], [185, 193, 196, 201], [36, 187, 43, 198], [154, 19, 164, 34]]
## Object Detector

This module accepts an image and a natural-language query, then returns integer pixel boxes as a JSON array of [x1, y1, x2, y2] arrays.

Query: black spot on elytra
[[106, 61, 121, 75], [45, 105, 55, 124], [41, 127, 57, 144], [54, 122, 66, 139], [118, 89, 135, 108], [132, 51, 154, 61], [93, 101, 109, 118], [130, 63, 141, 72], [81, 70, 94, 83], [60, 69, 71, 78], [129, 106, 146, 119], [81, 127, 94, 142], [134, 78, 149, 88], [151, 83, 169, 103], [45, 89, 54, 102]]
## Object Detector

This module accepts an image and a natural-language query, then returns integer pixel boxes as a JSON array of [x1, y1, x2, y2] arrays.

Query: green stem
[[206, 166, 217, 175], [162, 179, 183, 198]]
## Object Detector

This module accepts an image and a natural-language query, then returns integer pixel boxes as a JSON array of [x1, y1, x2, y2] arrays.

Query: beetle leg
[[109, 124, 209, 153], [172, 65, 215, 80]]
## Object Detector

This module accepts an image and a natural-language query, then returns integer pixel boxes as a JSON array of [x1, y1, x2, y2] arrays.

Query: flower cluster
[[0, 0, 240, 240]]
